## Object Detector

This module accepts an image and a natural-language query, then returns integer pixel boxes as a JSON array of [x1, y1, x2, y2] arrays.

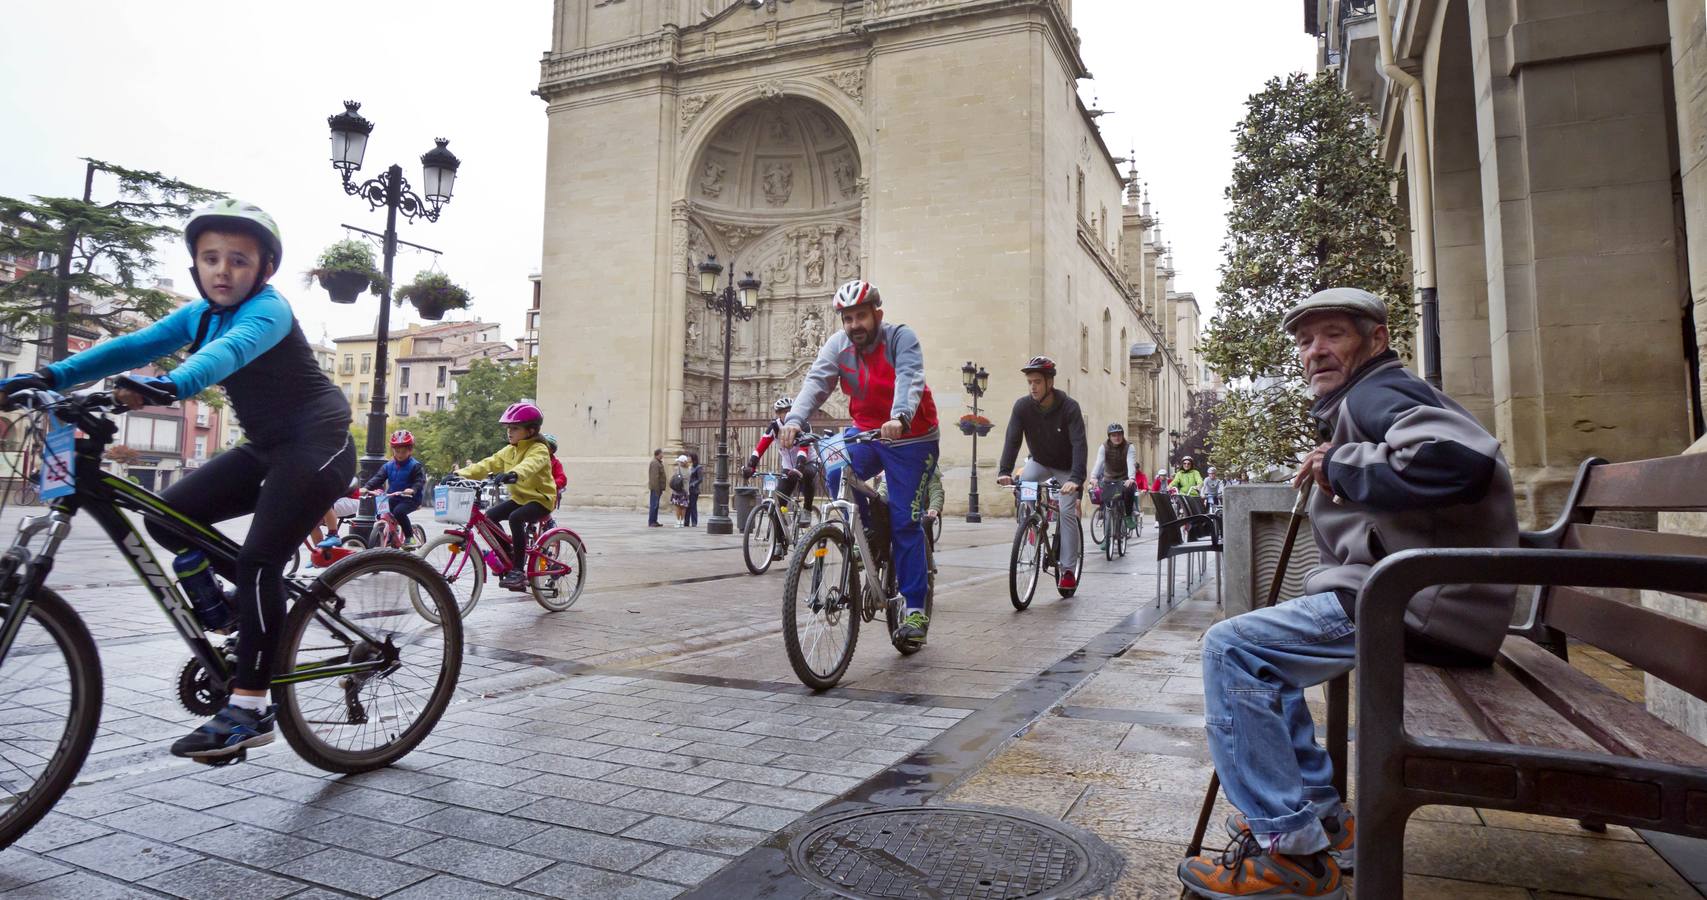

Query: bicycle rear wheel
[[742, 501, 781, 576], [782, 522, 859, 690], [0, 589, 102, 850], [414, 533, 484, 623], [1009, 519, 1043, 610], [883, 540, 935, 655], [1090, 505, 1107, 549], [276, 549, 462, 774], [530, 531, 586, 612]]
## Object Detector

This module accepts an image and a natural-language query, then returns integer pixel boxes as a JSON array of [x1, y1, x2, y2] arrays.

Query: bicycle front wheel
[[414, 533, 484, 623], [276, 549, 462, 774], [1090, 505, 1107, 549], [1009, 520, 1044, 610], [743, 501, 781, 576], [0, 588, 102, 850], [530, 531, 586, 612], [782, 522, 860, 690]]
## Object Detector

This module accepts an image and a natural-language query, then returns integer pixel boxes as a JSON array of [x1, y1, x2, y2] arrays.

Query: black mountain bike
[[1008, 479, 1083, 609], [0, 385, 464, 850], [781, 430, 934, 690], [742, 472, 822, 576]]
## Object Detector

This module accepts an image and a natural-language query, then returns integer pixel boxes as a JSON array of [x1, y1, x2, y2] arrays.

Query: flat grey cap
[[1282, 287, 1388, 333]]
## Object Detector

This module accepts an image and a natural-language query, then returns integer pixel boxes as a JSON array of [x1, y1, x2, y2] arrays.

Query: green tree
[[1171, 392, 1226, 470], [394, 358, 537, 475], [0, 160, 224, 361], [1203, 73, 1415, 475]]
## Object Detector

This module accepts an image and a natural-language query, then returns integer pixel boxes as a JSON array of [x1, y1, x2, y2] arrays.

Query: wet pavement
[[2, 504, 1702, 898]]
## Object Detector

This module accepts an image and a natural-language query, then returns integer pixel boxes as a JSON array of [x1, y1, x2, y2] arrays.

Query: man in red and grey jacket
[[780, 279, 939, 647]]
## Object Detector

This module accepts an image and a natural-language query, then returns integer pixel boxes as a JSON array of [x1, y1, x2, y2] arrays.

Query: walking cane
[[1182, 481, 1315, 860]]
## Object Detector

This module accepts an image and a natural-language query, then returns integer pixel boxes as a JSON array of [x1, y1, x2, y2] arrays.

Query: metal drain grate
[[788, 805, 1122, 899]]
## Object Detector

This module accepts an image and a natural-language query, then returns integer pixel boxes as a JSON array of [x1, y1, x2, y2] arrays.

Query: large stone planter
[[1222, 483, 1321, 616]]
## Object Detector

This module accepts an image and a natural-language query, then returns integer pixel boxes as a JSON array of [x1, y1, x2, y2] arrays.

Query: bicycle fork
[[0, 510, 73, 667]]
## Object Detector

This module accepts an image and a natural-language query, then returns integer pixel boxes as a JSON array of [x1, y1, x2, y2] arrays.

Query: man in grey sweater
[[1179, 288, 1518, 900]]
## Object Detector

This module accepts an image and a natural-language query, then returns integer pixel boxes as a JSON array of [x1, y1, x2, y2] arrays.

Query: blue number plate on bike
[[39, 414, 75, 500], [819, 432, 848, 474], [374, 492, 390, 516], [1019, 482, 1038, 503], [762, 473, 778, 493]]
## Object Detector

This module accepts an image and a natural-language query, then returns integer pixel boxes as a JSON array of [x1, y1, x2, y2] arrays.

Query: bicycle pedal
[[195, 749, 247, 767]]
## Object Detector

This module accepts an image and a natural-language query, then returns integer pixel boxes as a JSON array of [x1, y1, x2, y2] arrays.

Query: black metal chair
[[1150, 491, 1221, 607]]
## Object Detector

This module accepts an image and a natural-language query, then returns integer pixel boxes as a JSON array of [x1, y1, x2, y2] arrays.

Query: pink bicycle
[[413, 474, 586, 623], [366, 489, 427, 551]]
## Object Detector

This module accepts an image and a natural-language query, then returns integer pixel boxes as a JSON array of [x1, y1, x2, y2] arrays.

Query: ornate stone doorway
[[680, 96, 862, 438]]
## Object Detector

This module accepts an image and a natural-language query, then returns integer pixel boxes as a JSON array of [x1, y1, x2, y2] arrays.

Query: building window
[[1099, 205, 1108, 244], [399, 395, 409, 415], [437, 366, 447, 388], [358, 383, 369, 404], [1102, 310, 1112, 373], [400, 366, 410, 388], [341, 354, 354, 375], [195, 405, 209, 427], [193, 436, 207, 460], [0, 361, 10, 380], [360, 354, 371, 374], [341, 384, 352, 403], [123, 417, 181, 453], [436, 395, 446, 411], [1076, 169, 1086, 222], [1120, 328, 1128, 384], [1080, 325, 1090, 373]]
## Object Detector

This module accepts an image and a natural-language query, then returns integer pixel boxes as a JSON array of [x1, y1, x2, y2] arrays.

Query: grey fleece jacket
[[1305, 351, 1519, 664]]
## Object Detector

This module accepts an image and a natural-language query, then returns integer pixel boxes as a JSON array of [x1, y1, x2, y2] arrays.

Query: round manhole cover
[[788, 805, 1122, 899]]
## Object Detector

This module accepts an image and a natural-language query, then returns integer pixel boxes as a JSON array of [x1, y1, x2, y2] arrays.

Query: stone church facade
[[536, 0, 1205, 510]]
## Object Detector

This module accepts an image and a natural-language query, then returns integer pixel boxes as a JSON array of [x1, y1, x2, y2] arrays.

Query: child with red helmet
[[456, 402, 555, 589], [361, 430, 427, 547]]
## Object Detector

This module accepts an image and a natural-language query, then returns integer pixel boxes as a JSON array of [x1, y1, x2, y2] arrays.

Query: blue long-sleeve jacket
[[44, 286, 350, 448], [364, 456, 426, 496]]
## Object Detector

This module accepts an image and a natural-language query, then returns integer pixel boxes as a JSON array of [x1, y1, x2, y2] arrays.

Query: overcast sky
[[0, 1, 1313, 344]]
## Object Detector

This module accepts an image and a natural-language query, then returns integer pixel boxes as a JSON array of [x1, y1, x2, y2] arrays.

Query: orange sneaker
[[1225, 810, 1356, 872], [1178, 830, 1345, 899]]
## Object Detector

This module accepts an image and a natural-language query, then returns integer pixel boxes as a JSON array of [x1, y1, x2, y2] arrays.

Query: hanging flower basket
[[305, 239, 385, 304], [958, 414, 994, 437], [395, 271, 472, 321]]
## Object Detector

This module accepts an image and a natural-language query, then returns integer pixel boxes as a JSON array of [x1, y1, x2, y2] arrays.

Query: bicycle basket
[[434, 484, 475, 520]]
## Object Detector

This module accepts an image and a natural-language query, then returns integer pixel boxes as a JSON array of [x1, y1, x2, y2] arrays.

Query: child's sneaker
[[316, 536, 341, 550], [1179, 831, 1344, 899], [170, 703, 275, 760], [1225, 811, 1356, 872]]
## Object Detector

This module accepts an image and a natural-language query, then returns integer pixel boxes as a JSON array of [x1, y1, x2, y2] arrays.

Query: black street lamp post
[[696, 254, 762, 535], [960, 361, 989, 523], [326, 100, 460, 536]]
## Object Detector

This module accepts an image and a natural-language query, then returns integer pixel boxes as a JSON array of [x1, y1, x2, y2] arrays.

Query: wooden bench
[[1149, 491, 1221, 607], [1345, 454, 1707, 896]]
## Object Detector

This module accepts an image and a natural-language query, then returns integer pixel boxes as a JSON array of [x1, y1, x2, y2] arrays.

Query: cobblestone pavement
[[0, 505, 1187, 898]]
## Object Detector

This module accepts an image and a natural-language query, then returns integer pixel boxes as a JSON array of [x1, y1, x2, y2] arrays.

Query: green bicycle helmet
[[184, 200, 284, 301]]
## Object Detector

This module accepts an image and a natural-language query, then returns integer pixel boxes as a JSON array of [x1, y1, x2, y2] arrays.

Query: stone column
[[665, 201, 691, 454], [1470, 0, 1690, 524]]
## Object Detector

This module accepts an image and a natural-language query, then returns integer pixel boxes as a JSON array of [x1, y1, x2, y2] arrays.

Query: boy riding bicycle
[[362, 430, 425, 548], [780, 279, 939, 647], [0, 200, 354, 762], [455, 403, 554, 590]]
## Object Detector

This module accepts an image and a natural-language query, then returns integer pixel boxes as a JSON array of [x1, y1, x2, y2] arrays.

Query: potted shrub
[[958, 414, 993, 437], [395, 271, 472, 321], [305, 239, 384, 304]]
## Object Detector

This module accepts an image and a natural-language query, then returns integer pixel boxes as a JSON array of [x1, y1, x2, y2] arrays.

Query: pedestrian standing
[[670, 454, 691, 526], [646, 449, 666, 527], [686, 452, 704, 528]]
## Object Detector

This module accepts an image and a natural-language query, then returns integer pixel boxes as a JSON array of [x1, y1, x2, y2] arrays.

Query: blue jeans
[[827, 433, 938, 612], [648, 490, 662, 525], [686, 491, 700, 527], [389, 496, 421, 541], [1201, 591, 1356, 855]]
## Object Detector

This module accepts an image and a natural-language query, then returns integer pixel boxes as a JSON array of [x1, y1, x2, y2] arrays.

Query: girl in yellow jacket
[[458, 402, 555, 589]]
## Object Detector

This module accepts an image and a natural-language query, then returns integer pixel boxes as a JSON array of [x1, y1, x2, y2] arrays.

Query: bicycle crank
[[177, 642, 237, 716]]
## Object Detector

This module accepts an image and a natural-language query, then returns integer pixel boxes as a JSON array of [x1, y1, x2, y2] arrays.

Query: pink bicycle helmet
[[499, 402, 543, 426]]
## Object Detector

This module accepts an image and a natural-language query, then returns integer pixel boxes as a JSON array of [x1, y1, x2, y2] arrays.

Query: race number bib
[[39, 414, 75, 500]]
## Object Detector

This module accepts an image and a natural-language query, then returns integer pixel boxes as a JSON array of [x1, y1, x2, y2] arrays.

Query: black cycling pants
[[389, 496, 421, 543], [487, 498, 552, 570], [778, 458, 819, 510], [147, 436, 356, 691]]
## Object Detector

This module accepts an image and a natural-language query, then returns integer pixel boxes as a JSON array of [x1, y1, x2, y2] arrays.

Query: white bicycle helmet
[[832, 279, 881, 311]]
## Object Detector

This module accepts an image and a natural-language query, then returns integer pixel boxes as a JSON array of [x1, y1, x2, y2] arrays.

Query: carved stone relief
[[761, 162, 794, 206], [833, 227, 857, 280], [830, 153, 858, 198], [803, 234, 825, 286], [679, 94, 715, 134], [709, 221, 767, 250], [794, 308, 825, 356], [766, 114, 793, 144], [827, 68, 864, 103], [699, 159, 727, 199]]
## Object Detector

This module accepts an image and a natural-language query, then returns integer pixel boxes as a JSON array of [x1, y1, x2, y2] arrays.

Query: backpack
[[669, 472, 684, 493]]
